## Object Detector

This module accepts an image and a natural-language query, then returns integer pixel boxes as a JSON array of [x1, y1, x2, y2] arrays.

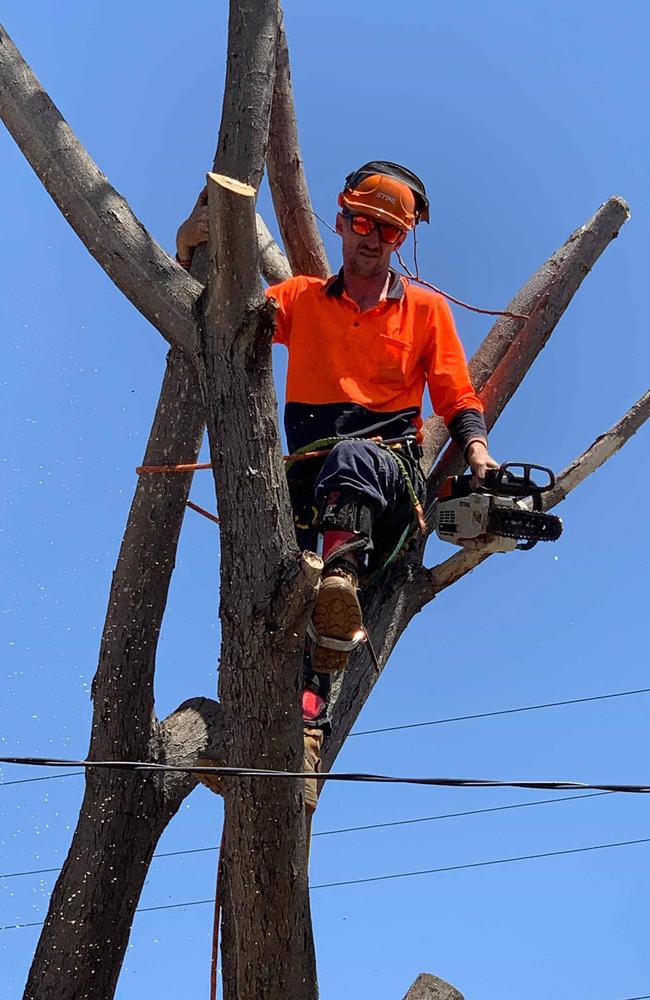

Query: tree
[[1, 5, 648, 999]]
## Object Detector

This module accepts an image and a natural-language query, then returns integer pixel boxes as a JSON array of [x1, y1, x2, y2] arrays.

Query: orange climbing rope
[[210, 828, 225, 1000]]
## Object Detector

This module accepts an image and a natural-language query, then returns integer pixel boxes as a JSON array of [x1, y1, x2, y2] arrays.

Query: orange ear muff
[[337, 192, 345, 208]]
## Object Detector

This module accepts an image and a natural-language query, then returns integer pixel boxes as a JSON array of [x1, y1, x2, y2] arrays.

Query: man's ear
[[335, 212, 345, 236]]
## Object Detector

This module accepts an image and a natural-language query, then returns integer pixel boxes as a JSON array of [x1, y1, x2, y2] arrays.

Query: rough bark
[[0, 22, 200, 356], [267, 12, 330, 278], [214, 1, 280, 192], [201, 166, 318, 999], [403, 973, 465, 1000]]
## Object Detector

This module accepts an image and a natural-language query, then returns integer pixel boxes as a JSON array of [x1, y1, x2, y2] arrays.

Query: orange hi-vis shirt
[[266, 270, 486, 454]]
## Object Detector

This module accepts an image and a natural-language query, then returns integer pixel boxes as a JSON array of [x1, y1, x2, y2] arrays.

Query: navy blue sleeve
[[448, 408, 488, 458]]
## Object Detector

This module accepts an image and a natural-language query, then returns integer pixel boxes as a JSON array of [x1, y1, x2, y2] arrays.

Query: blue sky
[[1, 2, 649, 999]]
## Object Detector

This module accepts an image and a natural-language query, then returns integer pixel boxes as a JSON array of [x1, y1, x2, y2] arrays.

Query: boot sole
[[311, 576, 363, 673]]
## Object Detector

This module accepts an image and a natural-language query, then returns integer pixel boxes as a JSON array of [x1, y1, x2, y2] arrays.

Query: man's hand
[[175, 186, 209, 270], [467, 440, 500, 486]]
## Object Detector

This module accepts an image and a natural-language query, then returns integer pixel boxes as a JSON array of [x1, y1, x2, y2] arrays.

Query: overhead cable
[[3, 686, 648, 788], [3, 833, 649, 931], [351, 686, 650, 737], [1, 755, 650, 795], [0, 790, 612, 882]]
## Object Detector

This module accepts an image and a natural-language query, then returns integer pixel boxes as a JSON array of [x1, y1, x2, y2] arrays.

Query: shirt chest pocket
[[375, 334, 413, 384]]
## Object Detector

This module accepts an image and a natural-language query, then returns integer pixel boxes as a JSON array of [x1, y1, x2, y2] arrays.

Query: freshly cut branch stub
[[207, 172, 256, 198]]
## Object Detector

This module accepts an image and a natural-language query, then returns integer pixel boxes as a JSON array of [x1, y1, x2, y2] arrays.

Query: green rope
[[286, 435, 424, 581], [284, 437, 342, 473]]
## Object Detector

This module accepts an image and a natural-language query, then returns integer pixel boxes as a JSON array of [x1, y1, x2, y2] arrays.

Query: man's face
[[335, 212, 406, 279]]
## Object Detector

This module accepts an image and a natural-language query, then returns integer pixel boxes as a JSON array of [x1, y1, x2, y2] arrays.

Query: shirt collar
[[323, 268, 405, 301]]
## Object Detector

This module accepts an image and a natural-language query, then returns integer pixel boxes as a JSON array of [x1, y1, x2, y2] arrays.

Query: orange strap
[[186, 500, 220, 525], [137, 435, 421, 527]]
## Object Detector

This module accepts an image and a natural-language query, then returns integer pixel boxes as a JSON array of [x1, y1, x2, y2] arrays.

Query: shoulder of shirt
[[267, 274, 328, 296]]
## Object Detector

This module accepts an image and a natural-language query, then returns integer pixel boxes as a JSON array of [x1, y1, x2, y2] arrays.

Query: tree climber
[[176, 161, 498, 815]]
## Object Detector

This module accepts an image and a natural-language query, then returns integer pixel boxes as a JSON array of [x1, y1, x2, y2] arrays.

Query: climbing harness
[[136, 433, 427, 536]]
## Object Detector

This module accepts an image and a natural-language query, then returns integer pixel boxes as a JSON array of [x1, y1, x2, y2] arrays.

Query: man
[[177, 161, 498, 812]]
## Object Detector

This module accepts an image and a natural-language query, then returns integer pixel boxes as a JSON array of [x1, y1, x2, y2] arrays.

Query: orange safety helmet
[[338, 160, 430, 230]]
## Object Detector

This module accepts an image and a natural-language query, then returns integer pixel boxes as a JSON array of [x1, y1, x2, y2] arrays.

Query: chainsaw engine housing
[[433, 463, 563, 552]]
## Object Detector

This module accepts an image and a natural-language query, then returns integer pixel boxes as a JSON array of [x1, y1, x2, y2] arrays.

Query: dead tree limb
[[0, 22, 200, 356], [412, 387, 650, 604], [267, 9, 330, 278]]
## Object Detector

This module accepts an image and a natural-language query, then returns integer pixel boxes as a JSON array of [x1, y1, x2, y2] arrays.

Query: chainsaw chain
[[488, 507, 563, 542]]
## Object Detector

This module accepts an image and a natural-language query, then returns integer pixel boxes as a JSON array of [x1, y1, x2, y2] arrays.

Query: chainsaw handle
[[483, 463, 555, 496]]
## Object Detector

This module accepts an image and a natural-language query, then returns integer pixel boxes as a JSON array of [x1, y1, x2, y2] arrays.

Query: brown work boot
[[309, 563, 364, 673]]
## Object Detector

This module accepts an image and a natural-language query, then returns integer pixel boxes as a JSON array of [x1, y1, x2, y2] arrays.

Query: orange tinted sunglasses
[[342, 210, 405, 245]]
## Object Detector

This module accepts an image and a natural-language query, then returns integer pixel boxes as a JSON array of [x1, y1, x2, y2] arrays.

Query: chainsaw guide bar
[[487, 506, 563, 542]]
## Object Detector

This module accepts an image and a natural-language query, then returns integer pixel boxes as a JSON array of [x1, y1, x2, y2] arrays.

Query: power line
[[3, 755, 650, 795], [350, 686, 650, 737], [0, 790, 612, 882], [3, 833, 648, 931], [2, 686, 648, 789], [0, 770, 84, 788]]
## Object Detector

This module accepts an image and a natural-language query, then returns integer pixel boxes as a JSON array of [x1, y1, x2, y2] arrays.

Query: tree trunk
[[403, 973, 465, 1000]]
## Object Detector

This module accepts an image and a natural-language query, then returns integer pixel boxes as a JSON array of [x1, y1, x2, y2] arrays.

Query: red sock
[[322, 530, 355, 562], [302, 689, 325, 722]]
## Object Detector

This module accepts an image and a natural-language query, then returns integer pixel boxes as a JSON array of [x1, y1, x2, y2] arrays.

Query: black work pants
[[289, 438, 424, 729]]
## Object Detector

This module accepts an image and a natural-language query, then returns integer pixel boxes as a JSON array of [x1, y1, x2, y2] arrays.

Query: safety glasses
[[342, 210, 405, 245]]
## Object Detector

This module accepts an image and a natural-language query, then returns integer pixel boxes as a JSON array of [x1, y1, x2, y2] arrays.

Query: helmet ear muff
[[337, 192, 345, 209]]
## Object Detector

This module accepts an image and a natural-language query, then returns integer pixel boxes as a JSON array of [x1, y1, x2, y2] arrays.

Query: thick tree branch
[[89, 351, 204, 756], [25, 349, 204, 998], [0, 23, 200, 356], [422, 197, 631, 494], [214, 1, 280, 191], [267, 10, 330, 278], [256, 213, 293, 282], [201, 8, 318, 996]]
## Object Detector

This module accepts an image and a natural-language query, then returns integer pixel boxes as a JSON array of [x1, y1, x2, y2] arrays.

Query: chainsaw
[[433, 462, 563, 553]]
